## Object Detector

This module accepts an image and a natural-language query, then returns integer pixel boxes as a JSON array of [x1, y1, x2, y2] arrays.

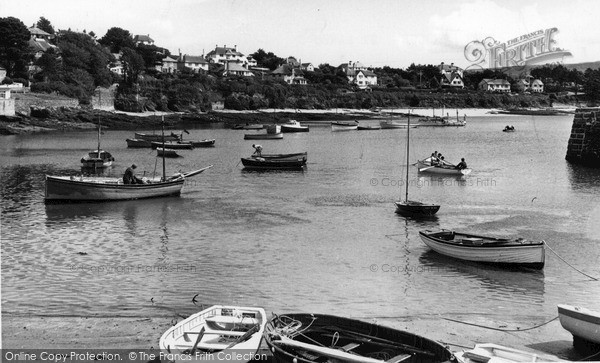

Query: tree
[[36, 16, 55, 35], [136, 44, 167, 70], [583, 68, 600, 102], [250, 49, 284, 70], [0, 17, 31, 78], [121, 47, 145, 85], [98, 27, 135, 53]]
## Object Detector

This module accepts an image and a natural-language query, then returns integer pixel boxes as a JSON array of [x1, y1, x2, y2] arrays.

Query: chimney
[[234, 45, 237, 50]]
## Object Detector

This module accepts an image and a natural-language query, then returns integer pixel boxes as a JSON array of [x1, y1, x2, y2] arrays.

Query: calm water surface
[[2, 114, 599, 326]]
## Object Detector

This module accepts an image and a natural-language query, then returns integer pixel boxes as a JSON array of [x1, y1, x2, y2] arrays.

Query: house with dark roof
[[134, 34, 154, 46], [28, 25, 58, 60], [340, 61, 377, 89], [530, 79, 544, 93], [438, 62, 464, 88], [272, 64, 306, 85], [182, 55, 209, 72], [206, 45, 249, 66], [300, 63, 315, 72], [223, 62, 254, 77], [478, 79, 511, 92]]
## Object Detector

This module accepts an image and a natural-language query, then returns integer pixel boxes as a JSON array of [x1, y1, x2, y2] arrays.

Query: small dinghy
[[558, 304, 600, 350], [160, 305, 267, 363], [454, 343, 566, 362]]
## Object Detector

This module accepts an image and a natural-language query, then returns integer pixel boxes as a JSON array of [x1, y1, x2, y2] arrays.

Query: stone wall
[[0, 99, 15, 116], [14, 95, 79, 116], [91, 84, 118, 110], [566, 108, 600, 167]]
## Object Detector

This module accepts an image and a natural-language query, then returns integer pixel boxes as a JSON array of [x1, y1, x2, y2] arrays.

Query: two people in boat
[[252, 144, 263, 157], [123, 164, 145, 184], [503, 125, 515, 131]]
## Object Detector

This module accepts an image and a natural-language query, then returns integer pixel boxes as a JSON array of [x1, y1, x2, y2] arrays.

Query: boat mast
[[405, 111, 410, 203], [97, 91, 101, 158], [161, 115, 166, 181]]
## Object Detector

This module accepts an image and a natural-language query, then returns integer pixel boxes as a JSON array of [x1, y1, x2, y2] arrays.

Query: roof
[[183, 55, 208, 64], [29, 26, 51, 36], [134, 34, 154, 43], [272, 64, 304, 76], [439, 63, 463, 72], [162, 55, 179, 63], [225, 62, 251, 72], [29, 38, 56, 52], [531, 79, 544, 85], [207, 47, 244, 57], [357, 69, 377, 77], [480, 78, 510, 85]]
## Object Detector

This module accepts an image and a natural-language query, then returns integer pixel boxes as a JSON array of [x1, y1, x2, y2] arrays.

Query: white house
[[439, 62, 464, 88], [530, 79, 544, 93], [160, 55, 179, 73], [340, 61, 377, 89], [223, 62, 254, 77], [478, 79, 511, 93], [182, 55, 209, 72], [206, 45, 249, 66], [272, 64, 307, 85]]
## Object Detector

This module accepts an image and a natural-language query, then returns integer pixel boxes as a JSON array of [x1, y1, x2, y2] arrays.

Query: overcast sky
[[2, 0, 599, 69]]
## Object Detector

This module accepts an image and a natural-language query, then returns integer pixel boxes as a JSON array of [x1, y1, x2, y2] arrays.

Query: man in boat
[[252, 144, 263, 157], [123, 164, 144, 184], [456, 158, 468, 170]]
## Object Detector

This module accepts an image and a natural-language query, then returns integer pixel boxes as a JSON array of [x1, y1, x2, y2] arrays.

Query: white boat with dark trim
[[281, 120, 309, 132], [454, 343, 567, 363], [419, 230, 545, 269], [80, 150, 115, 169], [331, 121, 359, 131], [159, 305, 267, 363], [558, 304, 600, 347]]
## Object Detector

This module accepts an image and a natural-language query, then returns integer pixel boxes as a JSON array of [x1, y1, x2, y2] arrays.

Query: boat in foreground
[[80, 150, 115, 169], [419, 230, 545, 269], [454, 343, 567, 363], [44, 166, 212, 202], [281, 120, 309, 132], [260, 152, 307, 162], [241, 156, 306, 170], [264, 313, 454, 363], [331, 121, 359, 131], [416, 158, 471, 176], [159, 305, 267, 363], [558, 304, 600, 348]]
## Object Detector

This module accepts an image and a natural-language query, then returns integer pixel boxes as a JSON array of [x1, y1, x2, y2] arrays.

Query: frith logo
[[464, 27, 572, 69]]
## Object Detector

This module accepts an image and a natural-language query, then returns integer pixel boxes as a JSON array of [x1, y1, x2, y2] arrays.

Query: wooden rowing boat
[[151, 141, 194, 149], [264, 313, 453, 363], [241, 156, 306, 170], [135, 132, 181, 141], [260, 152, 307, 162], [454, 343, 566, 362], [126, 138, 153, 148], [44, 166, 212, 202], [160, 305, 267, 363], [419, 230, 545, 269], [156, 147, 180, 158], [80, 150, 114, 169], [189, 139, 216, 147], [558, 304, 600, 348], [416, 157, 471, 175], [243, 132, 283, 140], [331, 121, 359, 131]]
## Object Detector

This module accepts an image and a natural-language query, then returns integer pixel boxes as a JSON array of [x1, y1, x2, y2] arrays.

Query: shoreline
[[0, 106, 578, 136]]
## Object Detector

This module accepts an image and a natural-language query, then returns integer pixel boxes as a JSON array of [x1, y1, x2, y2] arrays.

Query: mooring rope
[[545, 241, 599, 281], [442, 316, 559, 332]]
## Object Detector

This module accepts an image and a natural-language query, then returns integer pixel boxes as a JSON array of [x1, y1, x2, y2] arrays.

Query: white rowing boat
[[455, 343, 567, 362], [558, 304, 600, 346]]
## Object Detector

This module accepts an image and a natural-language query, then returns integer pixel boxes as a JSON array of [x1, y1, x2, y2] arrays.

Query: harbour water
[[1, 114, 599, 333]]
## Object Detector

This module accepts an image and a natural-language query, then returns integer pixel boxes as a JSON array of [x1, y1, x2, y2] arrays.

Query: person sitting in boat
[[430, 152, 439, 166], [455, 158, 468, 170], [123, 164, 144, 184], [252, 144, 263, 157]]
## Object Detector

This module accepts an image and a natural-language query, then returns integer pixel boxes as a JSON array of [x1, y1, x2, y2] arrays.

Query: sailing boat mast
[[97, 91, 101, 158], [405, 111, 410, 203], [161, 115, 166, 181]]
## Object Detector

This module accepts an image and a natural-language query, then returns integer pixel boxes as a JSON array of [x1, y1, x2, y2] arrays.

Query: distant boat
[[126, 138, 152, 148], [558, 304, 600, 348], [188, 139, 216, 147], [81, 150, 114, 169], [281, 119, 309, 132], [150, 141, 194, 150], [160, 305, 267, 363], [156, 147, 179, 158], [395, 112, 440, 217], [416, 157, 472, 175], [331, 121, 359, 131], [244, 132, 283, 140], [419, 229, 545, 269], [264, 312, 454, 363], [454, 343, 566, 363], [503, 125, 516, 132], [418, 109, 466, 127], [134, 132, 180, 141], [357, 125, 381, 130], [380, 120, 414, 129]]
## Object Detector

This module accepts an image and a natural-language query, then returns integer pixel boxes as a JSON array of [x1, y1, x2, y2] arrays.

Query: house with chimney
[[478, 79, 511, 93], [182, 55, 209, 72], [271, 64, 307, 85], [438, 62, 464, 88], [340, 61, 377, 89], [28, 25, 58, 60], [206, 45, 250, 66], [223, 62, 254, 77], [133, 34, 154, 46]]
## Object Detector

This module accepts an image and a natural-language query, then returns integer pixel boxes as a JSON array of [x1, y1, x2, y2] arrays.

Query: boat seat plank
[[340, 342, 360, 352], [386, 354, 412, 363], [184, 329, 247, 337]]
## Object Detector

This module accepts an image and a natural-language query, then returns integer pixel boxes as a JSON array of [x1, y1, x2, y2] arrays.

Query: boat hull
[[160, 305, 267, 363], [281, 125, 309, 132], [189, 139, 216, 147], [157, 148, 180, 157], [241, 157, 305, 170], [151, 141, 194, 149], [380, 121, 412, 129], [135, 132, 180, 141], [417, 160, 471, 175], [243, 133, 283, 140], [419, 230, 545, 269], [331, 122, 359, 131], [260, 152, 307, 162], [45, 176, 185, 202], [126, 138, 153, 148], [558, 304, 600, 345], [357, 125, 381, 130], [395, 201, 440, 217], [455, 343, 565, 363], [264, 313, 453, 363]]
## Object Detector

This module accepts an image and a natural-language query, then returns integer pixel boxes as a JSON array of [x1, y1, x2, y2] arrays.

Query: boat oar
[[418, 166, 436, 172], [224, 324, 260, 349], [188, 326, 205, 355]]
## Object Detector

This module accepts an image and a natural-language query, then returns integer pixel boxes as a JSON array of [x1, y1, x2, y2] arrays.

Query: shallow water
[[1, 115, 599, 326]]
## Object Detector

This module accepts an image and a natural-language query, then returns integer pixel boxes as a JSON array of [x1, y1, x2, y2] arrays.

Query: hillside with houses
[[1, 15, 599, 118]]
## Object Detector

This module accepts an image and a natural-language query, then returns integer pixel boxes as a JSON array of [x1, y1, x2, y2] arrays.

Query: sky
[[2, 0, 600, 69]]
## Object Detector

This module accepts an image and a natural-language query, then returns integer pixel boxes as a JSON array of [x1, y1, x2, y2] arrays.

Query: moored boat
[[157, 147, 180, 158], [81, 150, 115, 169], [357, 125, 382, 130], [281, 120, 309, 132], [503, 125, 516, 132], [558, 304, 600, 348], [454, 343, 566, 363], [126, 138, 153, 148], [419, 229, 545, 269], [380, 120, 413, 129], [150, 141, 194, 149], [331, 121, 359, 131], [264, 313, 454, 363], [260, 152, 307, 162], [44, 166, 212, 202], [244, 132, 283, 140], [416, 157, 471, 176], [188, 139, 216, 147], [135, 132, 181, 141], [232, 123, 264, 130], [160, 305, 267, 363], [241, 156, 306, 170]]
